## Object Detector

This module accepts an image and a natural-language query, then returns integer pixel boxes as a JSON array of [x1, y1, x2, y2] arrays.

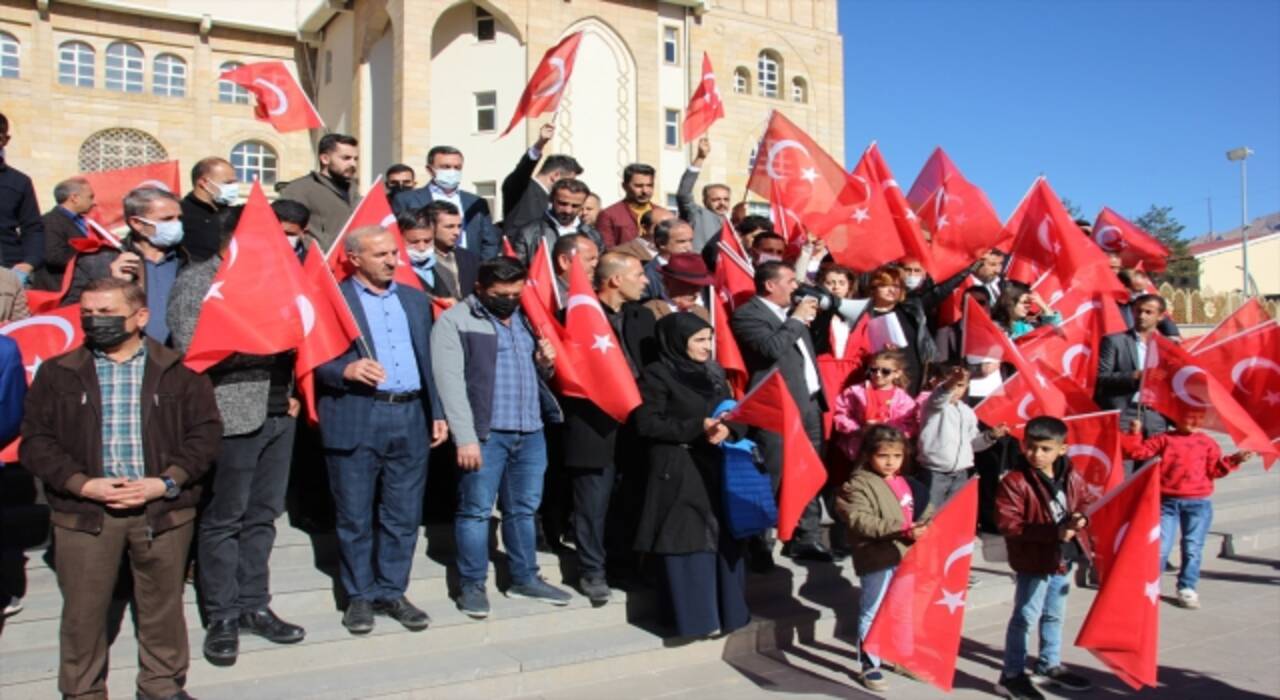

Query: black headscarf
[[654, 312, 727, 398]]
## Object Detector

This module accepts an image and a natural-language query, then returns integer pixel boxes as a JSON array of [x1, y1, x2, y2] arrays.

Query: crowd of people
[[0, 111, 1259, 700]]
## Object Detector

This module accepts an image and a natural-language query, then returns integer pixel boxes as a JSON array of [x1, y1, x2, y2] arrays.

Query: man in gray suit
[[675, 137, 732, 252], [1095, 293, 1170, 439], [167, 206, 305, 666], [730, 261, 831, 564]]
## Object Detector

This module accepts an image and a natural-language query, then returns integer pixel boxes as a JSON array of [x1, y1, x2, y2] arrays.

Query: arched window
[[58, 40, 95, 87], [791, 76, 808, 104], [152, 53, 186, 97], [78, 128, 167, 172], [230, 141, 278, 185], [105, 42, 144, 92], [218, 61, 251, 104], [733, 67, 750, 95], [756, 50, 781, 99], [0, 31, 19, 79]]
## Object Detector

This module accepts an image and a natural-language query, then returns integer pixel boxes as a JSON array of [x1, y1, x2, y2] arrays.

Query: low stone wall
[[1159, 284, 1279, 325]]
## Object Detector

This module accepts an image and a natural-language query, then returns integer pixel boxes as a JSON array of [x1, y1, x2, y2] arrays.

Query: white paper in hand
[[867, 312, 908, 352]]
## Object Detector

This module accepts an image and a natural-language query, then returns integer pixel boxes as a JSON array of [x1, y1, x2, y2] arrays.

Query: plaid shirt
[[94, 343, 147, 481], [484, 307, 542, 433]]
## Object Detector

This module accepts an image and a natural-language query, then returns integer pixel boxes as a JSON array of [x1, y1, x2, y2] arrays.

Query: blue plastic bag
[[713, 399, 777, 540]]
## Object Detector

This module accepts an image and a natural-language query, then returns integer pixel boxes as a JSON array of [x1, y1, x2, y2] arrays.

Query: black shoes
[[342, 599, 375, 634], [785, 541, 835, 563], [373, 596, 431, 631], [580, 576, 612, 605], [239, 608, 305, 644], [137, 691, 197, 700], [202, 618, 239, 666]]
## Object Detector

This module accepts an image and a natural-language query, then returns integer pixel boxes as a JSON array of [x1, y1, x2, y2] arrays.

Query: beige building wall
[[305, 0, 844, 216], [1197, 233, 1280, 296], [0, 0, 315, 207]]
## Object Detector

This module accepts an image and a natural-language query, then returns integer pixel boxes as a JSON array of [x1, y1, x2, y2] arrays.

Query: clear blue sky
[[838, 0, 1280, 239]]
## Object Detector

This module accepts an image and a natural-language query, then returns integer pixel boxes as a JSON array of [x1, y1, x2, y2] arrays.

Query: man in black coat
[[508, 179, 602, 266], [730, 261, 830, 563], [500, 124, 583, 235], [0, 113, 44, 285], [1095, 293, 1170, 439], [35, 177, 95, 291]]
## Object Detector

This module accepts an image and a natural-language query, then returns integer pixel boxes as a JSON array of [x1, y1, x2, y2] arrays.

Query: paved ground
[[523, 547, 1280, 700]]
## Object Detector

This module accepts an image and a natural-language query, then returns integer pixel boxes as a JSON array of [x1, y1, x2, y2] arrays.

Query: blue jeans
[[456, 430, 547, 587], [1160, 497, 1213, 591], [856, 566, 896, 669], [1003, 565, 1071, 677], [325, 402, 429, 602]]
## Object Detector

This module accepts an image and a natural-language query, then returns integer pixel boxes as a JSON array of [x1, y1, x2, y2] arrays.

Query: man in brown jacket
[[21, 277, 222, 700], [280, 133, 360, 251]]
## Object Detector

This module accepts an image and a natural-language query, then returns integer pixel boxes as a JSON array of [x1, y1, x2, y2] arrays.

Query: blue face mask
[[432, 168, 463, 191], [140, 218, 185, 248]]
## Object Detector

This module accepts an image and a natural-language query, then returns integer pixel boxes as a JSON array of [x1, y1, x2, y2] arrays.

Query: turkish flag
[[805, 155, 906, 272], [326, 178, 424, 292], [1004, 178, 1126, 307], [905, 146, 960, 210], [857, 142, 940, 277], [0, 305, 86, 461], [912, 156, 1009, 272], [511, 239, 583, 397], [500, 32, 584, 138], [683, 52, 725, 143], [80, 161, 181, 233], [709, 289, 747, 399], [527, 235, 562, 315], [184, 183, 313, 373], [295, 241, 364, 424], [1063, 411, 1125, 499], [1140, 333, 1276, 460], [728, 369, 827, 542], [1192, 321, 1280, 448], [974, 364, 1068, 429], [219, 61, 323, 133], [769, 177, 806, 248], [1186, 297, 1272, 352], [562, 255, 642, 423], [1076, 463, 1162, 689], [862, 480, 978, 691], [27, 220, 125, 314], [714, 220, 755, 310], [1017, 292, 1125, 398], [1092, 207, 1170, 274]]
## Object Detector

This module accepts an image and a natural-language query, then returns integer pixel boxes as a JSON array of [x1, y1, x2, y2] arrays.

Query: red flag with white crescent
[[219, 61, 324, 133], [295, 241, 364, 424], [500, 32, 584, 138], [714, 220, 755, 310], [325, 178, 424, 292], [562, 254, 642, 423], [1092, 207, 1169, 274], [1191, 320, 1280, 453], [0, 305, 86, 461], [79, 161, 181, 233], [682, 52, 725, 143]]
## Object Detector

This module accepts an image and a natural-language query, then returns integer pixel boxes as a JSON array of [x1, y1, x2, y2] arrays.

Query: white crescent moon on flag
[[765, 139, 811, 180], [226, 239, 239, 269], [1095, 225, 1124, 251], [849, 174, 872, 202], [942, 542, 975, 576], [1037, 215, 1054, 253], [295, 295, 315, 336], [1113, 521, 1130, 554], [380, 213, 397, 228], [253, 78, 290, 116], [1063, 344, 1090, 375], [1017, 394, 1034, 421], [0, 315, 78, 351], [1067, 444, 1113, 478], [1062, 299, 1100, 325], [534, 57, 567, 98], [1172, 366, 1211, 408], [1231, 357, 1280, 393], [565, 293, 607, 322]]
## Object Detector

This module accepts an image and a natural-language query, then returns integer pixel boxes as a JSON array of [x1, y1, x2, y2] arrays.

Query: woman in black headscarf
[[634, 312, 751, 639]]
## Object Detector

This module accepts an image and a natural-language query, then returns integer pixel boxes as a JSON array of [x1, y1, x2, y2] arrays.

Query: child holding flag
[[994, 416, 1097, 699], [834, 425, 929, 691]]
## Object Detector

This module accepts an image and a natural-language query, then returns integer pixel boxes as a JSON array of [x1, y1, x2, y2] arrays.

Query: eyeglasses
[[868, 367, 896, 376]]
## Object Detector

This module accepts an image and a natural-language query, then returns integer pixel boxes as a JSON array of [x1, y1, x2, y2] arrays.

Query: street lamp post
[[1226, 146, 1253, 297]]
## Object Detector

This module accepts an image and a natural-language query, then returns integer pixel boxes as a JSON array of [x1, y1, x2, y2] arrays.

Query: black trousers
[[569, 463, 616, 579], [198, 415, 296, 621]]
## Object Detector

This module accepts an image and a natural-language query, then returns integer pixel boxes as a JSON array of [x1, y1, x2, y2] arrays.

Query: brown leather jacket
[[20, 338, 222, 535], [995, 461, 1097, 576]]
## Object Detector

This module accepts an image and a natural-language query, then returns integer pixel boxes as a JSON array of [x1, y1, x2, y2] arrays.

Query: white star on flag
[[905, 208, 918, 221], [204, 281, 225, 301], [591, 334, 614, 354], [850, 207, 870, 223], [1263, 390, 1280, 407], [800, 167, 818, 183], [935, 588, 966, 614], [1144, 579, 1161, 605], [936, 214, 950, 229]]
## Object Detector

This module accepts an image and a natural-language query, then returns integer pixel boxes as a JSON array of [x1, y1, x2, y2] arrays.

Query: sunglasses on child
[[868, 367, 896, 376]]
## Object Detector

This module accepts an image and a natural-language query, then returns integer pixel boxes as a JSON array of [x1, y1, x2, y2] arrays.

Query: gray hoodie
[[916, 389, 998, 473]]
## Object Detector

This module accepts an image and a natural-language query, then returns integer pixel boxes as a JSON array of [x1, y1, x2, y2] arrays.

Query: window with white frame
[[475, 91, 497, 132], [152, 53, 186, 97], [0, 31, 19, 79], [58, 41, 95, 88], [662, 26, 678, 65], [78, 128, 167, 172], [230, 140, 278, 185], [105, 42, 144, 93], [733, 67, 749, 95], [476, 6, 496, 41], [474, 181, 497, 214], [757, 50, 780, 98], [218, 61, 251, 104], [746, 143, 759, 174], [664, 109, 680, 148], [791, 77, 807, 103]]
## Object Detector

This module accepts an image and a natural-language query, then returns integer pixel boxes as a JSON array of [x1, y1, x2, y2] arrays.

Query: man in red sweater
[[1122, 412, 1254, 609], [595, 163, 669, 248]]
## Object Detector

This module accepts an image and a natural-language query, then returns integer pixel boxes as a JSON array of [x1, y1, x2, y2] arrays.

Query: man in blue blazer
[[391, 145, 502, 261], [316, 225, 449, 635]]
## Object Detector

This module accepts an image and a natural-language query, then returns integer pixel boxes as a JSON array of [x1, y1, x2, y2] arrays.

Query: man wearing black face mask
[[384, 163, 416, 205], [21, 277, 221, 700], [431, 256, 566, 619]]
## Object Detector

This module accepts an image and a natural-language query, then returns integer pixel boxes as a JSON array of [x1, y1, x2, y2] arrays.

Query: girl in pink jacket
[[833, 349, 920, 461]]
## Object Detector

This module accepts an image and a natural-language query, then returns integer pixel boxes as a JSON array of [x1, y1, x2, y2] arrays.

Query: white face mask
[[286, 235, 300, 250], [755, 252, 783, 264], [407, 247, 434, 266], [432, 168, 463, 191], [213, 181, 240, 206], [904, 274, 925, 290], [139, 218, 184, 248]]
